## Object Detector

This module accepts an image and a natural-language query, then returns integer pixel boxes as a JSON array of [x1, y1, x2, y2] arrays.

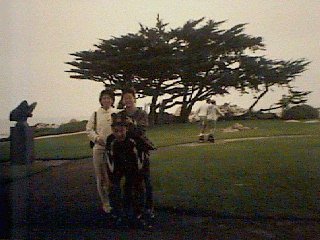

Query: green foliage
[[259, 87, 312, 113], [283, 104, 319, 120], [66, 16, 309, 123]]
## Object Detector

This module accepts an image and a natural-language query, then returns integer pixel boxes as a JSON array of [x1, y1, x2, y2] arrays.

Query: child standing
[[105, 113, 148, 228]]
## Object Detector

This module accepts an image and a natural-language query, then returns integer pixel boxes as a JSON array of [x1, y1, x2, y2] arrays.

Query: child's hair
[[111, 112, 129, 127], [121, 87, 136, 98], [99, 88, 115, 103]]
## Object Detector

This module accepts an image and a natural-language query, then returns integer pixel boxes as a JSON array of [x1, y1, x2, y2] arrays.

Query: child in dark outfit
[[105, 113, 148, 227]]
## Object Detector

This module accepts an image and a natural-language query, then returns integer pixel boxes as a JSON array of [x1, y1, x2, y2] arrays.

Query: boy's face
[[112, 125, 127, 141], [122, 93, 136, 108]]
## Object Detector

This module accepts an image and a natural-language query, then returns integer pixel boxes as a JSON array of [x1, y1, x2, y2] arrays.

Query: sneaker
[[134, 214, 147, 229], [198, 134, 205, 142], [145, 208, 155, 219], [207, 134, 215, 143], [144, 210, 155, 229]]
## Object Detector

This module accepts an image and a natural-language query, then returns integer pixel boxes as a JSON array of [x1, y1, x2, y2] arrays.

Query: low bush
[[282, 104, 319, 120]]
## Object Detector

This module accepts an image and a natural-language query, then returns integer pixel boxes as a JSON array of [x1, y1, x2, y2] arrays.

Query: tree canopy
[[66, 16, 309, 123]]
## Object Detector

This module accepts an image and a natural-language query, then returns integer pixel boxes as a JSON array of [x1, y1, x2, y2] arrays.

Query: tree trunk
[[148, 95, 159, 126], [177, 88, 190, 123], [248, 85, 270, 113], [178, 109, 188, 123], [158, 101, 166, 125]]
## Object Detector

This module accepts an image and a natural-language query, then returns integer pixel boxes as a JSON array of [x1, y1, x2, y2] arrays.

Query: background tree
[[258, 87, 311, 113], [67, 16, 179, 124], [66, 16, 310, 123], [161, 19, 265, 122], [238, 57, 310, 115]]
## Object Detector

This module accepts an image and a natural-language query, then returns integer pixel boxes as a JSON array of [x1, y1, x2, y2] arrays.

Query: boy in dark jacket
[[105, 113, 148, 227]]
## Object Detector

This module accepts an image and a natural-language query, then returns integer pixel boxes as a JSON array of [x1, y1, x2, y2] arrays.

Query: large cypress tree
[[66, 16, 309, 123]]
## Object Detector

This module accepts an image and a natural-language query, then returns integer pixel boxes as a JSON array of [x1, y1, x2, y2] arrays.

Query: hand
[[126, 117, 134, 124], [96, 137, 105, 146]]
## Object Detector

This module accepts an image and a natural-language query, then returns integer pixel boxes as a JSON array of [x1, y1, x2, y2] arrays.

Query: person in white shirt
[[195, 99, 223, 142], [86, 89, 117, 213]]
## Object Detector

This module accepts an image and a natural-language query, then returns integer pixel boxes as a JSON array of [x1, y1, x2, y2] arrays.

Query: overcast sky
[[1, 0, 319, 121]]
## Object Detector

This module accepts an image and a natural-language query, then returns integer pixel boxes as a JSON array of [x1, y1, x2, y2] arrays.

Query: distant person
[[86, 88, 117, 214], [208, 99, 223, 138], [195, 99, 223, 142], [119, 87, 155, 220]]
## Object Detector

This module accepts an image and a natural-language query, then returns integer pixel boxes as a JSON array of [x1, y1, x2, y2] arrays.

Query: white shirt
[[207, 105, 222, 121], [196, 102, 212, 117], [196, 103, 223, 121], [86, 107, 117, 150]]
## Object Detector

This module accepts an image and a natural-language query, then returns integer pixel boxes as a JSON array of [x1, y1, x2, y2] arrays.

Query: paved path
[[155, 134, 315, 150], [34, 131, 86, 139], [2, 159, 320, 239]]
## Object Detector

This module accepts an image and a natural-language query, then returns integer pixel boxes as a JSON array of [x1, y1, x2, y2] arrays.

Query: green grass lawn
[[1, 119, 319, 218], [151, 136, 320, 218], [0, 134, 91, 161], [148, 119, 320, 147], [1, 119, 319, 161]]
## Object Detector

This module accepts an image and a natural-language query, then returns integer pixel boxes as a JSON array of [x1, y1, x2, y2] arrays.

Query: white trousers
[[92, 148, 109, 206], [199, 116, 217, 135]]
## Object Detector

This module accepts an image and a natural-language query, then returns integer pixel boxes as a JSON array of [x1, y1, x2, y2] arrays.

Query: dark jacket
[[120, 108, 156, 151]]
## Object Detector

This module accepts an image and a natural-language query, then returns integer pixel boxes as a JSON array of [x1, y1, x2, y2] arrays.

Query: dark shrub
[[154, 113, 177, 125], [220, 111, 279, 120], [282, 104, 319, 120], [57, 120, 87, 133], [256, 112, 279, 120], [33, 120, 87, 137]]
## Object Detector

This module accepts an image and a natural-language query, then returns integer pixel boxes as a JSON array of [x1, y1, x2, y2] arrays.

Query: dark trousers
[[108, 166, 144, 218], [143, 166, 153, 210]]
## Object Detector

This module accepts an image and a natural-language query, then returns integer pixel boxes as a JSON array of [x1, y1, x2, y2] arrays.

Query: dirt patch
[[222, 123, 257, 133]]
